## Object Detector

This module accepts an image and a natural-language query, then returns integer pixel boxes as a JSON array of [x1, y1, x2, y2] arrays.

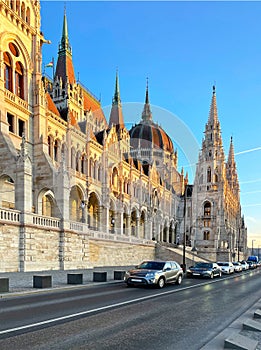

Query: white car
[[232, 261, 242, 272], [240, 260, 249, 270], [217, 262, 234, 274]]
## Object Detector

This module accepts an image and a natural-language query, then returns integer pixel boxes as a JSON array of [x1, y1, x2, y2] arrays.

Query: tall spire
[[109, 70, 125, 130], [227, 136, 235, 165], [59, 9, 72, 56], [112, 69, 121, 105], [142, 78, 152, 122], [226, 136, 239, 193], [208, 85, 218, 125], [55, 10, 75, 85]]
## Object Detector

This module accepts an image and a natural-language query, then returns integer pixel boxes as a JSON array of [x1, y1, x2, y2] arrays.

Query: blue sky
[[41, 1, 261, 246]]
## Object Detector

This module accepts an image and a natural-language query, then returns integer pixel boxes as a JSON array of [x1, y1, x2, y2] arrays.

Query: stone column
[[135, 215, 140, 238], [125, 214, 131, 236]]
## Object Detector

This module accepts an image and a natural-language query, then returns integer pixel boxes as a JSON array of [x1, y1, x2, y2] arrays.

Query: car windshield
[[217, 262, 228, 266], [138, 261, 165, 270], [194, 262, 212, 268]]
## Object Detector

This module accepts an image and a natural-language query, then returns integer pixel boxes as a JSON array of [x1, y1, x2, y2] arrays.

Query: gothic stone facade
[[0, 0, 247, 272]]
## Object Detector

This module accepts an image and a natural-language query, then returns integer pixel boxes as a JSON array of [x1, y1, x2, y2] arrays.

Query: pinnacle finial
[[145, 77, 149, 104]]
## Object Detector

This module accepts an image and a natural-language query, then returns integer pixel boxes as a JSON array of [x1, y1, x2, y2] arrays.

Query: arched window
[[54, 139, 58, 161], [204, 202, 211, 217], [15, 62, 24, 99], [26, 7, 30, 24], [48, 136, 52, 157], [81, 155, 85, 174], [4, 52, 12, 92], [16, 0, 20, 14], [207, 167, 211, 183], [203, 231, 210, 240], [21, 2, 25, 20], [112, 168, 118, 188], [71, 148, 76, 169], [76, 151, 81, 172]]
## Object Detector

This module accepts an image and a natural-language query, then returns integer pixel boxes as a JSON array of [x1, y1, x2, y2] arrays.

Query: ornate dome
[[129, 83, 174, 154], [129, 121, 174, 153]]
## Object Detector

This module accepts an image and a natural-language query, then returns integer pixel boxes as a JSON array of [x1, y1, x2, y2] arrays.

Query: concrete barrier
[[67, 273, 83, 284], [33, 275, 52, 288], [0, 278, 9, 292], [93, 272, 107, 282], [114, 270, 126, 280]]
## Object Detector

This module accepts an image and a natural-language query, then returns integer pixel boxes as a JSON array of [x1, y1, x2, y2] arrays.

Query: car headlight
[[146, 272, 155, 278]]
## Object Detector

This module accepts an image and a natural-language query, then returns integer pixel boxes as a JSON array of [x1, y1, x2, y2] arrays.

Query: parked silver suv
[[124, 260, 183, 288]]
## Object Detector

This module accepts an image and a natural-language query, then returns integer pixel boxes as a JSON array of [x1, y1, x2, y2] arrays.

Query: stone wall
[[89, 239, 155, 267], [0, 224, 20, 272], [0, 223, 156, 272]]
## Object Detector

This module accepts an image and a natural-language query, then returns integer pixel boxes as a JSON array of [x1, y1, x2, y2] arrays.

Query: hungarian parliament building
[[0, 0, 247, 271]]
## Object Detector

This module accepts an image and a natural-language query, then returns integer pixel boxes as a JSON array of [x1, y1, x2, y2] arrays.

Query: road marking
[[0, 272, 253, 336]]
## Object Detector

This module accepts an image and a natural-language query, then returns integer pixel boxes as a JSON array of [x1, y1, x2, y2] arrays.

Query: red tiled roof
[[83, 90, 107, 126], [55, 55, 75, 86], [46, 93, 60, 116]]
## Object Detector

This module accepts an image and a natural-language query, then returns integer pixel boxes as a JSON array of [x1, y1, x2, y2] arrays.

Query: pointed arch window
[[15, 62, 24, 99], [207, 167, 211, 183], [81, 155, 85, 174], [48, 136, 52, 157], [204, 202, 211, 217], [112, 168, 118, 188], [4, 52, 13, 92], [16, 0, 20, 14], [26, 7, 30, 24], [21, 2, 25, 20], [203, 231, 210, 240], [54, 139, 59, 161]]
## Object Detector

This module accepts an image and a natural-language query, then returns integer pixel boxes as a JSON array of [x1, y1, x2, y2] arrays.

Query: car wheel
[[176, 274, 182, 285], [126, 282, 133, 288], [157, 277, 165, 288]]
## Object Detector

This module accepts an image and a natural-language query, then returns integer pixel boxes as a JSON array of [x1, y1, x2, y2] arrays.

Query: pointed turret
[[202, 85, 224, 162], [142, 79, 152, 122], [226, 136, 239, 192], [109, 70, 125, 131], [227, 136, 236, 166], [54, 10, 76, 86]]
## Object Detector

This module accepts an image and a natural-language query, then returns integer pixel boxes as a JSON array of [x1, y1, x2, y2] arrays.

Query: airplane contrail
[[235, 147, 261, 156]]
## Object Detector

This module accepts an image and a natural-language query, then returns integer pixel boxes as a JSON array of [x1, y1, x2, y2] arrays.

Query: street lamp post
[[237, 240, 240, 261], [182, 185, 187, 272], [252, 239, 256, 255]]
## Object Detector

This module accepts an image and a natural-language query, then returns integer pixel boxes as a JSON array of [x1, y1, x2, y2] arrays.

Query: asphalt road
[[0, 269, 261, 350]]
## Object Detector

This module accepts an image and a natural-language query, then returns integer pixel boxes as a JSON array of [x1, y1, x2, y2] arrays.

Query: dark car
[[187, 262, 222, 279], [124, 260, 183, 288]]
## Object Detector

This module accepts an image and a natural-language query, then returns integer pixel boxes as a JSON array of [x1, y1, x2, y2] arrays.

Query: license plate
[[131, 278, 142, 282], [193, 273, 200, 276]]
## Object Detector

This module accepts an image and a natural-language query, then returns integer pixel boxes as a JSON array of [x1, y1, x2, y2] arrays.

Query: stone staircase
[[155, 243, 211, 267]]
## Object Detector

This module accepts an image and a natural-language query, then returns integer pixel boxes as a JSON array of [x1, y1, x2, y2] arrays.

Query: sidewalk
[[0, 266, 131, 296]]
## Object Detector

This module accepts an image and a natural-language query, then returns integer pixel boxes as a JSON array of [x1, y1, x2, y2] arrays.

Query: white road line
[[0, 275, 247, 336]]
